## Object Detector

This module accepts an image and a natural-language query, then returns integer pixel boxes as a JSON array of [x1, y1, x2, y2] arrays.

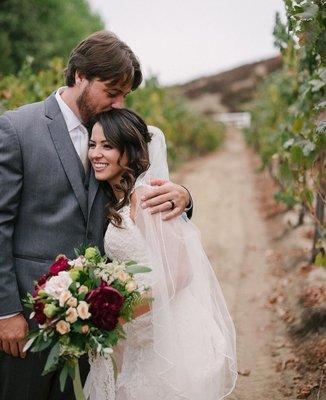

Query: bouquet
[[23, 246, 151, 400]]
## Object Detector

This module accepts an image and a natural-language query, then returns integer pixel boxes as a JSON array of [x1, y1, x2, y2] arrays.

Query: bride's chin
[[94, 171, 108, 181]]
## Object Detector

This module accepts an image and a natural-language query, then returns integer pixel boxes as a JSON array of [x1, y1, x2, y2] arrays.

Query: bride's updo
[[93, 108, 152, 226]]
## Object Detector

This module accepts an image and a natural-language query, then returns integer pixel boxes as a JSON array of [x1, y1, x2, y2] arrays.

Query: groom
[[0, 30, 192, 400]]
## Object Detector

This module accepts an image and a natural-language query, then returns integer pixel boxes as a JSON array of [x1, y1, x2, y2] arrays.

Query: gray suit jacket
[[0, 93, 107, 317]]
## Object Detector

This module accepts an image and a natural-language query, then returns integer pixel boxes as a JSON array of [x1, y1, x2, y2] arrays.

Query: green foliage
[[0, 57, 64, 113], [126, 77, 225, 167], [0, 0, 104, 76], [244, 0, 326, 262], [0, 69, 224, 167]]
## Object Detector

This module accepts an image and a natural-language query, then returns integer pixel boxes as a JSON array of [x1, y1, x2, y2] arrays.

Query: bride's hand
[[140, 179, 191, 220]]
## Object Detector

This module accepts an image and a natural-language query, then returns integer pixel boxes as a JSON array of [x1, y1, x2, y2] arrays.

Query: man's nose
[[111, 94, 124, 109]]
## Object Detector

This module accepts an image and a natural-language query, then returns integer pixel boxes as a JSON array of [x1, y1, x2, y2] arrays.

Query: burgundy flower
[[32, 273, 50, 297], [49, 257, 70, 276], [33, 300, 46, 325], [86, 282, 124, 331]]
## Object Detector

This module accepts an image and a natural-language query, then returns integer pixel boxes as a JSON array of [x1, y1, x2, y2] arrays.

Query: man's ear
[[75, 70, 86, 87]]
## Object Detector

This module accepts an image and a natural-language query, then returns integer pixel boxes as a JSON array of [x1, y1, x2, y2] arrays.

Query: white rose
[[59, 290, 72, 307], [44, 271, 73, 299], [73, 256, 86, 269], [66, 307, 78, 324], [125, 280, 138, 293], [77, 301, 91, 320], [56, 320, 70, 335]]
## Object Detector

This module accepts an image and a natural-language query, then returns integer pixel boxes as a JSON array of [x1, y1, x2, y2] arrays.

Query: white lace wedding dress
[[84, 127, 237, 400]]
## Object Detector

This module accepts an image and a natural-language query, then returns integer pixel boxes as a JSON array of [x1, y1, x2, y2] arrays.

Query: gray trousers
[[0, 351, 89, 400]]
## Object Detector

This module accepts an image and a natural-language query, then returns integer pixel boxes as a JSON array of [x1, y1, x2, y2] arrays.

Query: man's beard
[[76, 85, 97, 124]]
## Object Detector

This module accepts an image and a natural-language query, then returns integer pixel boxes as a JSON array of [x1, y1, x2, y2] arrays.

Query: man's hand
[[141, 179, 190, 221], [0, 314, 28, 358]]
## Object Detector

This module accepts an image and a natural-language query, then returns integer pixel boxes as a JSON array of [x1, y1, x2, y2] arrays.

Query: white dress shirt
[[55, 87, 89, 172], [0, 88, 89, 320]]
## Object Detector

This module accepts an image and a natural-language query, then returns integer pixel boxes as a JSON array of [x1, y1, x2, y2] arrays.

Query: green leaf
[[59, 363, 69, 392], [295, 4, 319, 20], [125, 260, 137, 266], [290, 145, 303, 164], [23, 336, 38, 353], [318, 68, 326, 83], [42, 342, 60, 375], [111, 355, 118, 382], [314, 252, 326, 267], [67, 361, 76, 380], [309, 79, 325, 92], [300, 188, 314, 206], [126, 265, 152, 274]]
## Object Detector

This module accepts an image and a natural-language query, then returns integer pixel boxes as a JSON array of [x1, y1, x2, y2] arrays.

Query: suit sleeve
[[0, 114, 24, 316]]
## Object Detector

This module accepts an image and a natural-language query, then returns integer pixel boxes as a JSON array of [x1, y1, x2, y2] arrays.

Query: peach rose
[[117, 271, 130, 283], [81, 325, 90, 334], [66, 297, 78, 308], [59, 290, 72, 307], [66, 307, 78, 324], [56, 320, 70, 335], [77, 301, 91, 320], [78, 285, 89, 295], [125, 280, 138, 293]]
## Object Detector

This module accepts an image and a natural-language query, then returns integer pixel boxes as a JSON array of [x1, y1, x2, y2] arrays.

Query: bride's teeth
[[94, 163, 109, 167]]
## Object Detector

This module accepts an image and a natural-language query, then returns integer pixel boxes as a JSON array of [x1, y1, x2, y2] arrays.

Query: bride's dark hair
[[93, 108, 152, 227]]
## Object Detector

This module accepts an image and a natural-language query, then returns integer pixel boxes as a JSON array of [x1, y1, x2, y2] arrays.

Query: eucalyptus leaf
[[59, 363, 69, 392], [43, 342, 60, 375], [295, 4, 319, 20], [23, 336, 37, 353], [126, 265, 152, 274], [111, 355, 118, 382]]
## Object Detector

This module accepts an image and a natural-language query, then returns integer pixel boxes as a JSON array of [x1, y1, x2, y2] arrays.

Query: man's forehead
[[102, 80, 132, 93]]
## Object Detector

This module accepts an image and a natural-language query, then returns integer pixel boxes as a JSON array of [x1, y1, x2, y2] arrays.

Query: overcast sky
[[88, 0, 286, 85]]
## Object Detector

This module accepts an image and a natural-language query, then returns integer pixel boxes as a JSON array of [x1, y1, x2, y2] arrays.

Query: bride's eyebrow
[[89, 139, 109, 144]]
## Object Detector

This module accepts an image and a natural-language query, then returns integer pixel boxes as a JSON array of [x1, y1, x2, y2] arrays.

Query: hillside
[[175, 56, 282, 115]]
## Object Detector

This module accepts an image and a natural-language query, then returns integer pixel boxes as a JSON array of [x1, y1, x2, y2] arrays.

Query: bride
[[85, 108, 237, 400]]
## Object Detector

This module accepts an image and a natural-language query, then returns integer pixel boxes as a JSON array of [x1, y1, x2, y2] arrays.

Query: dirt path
[[172, 127, 287, 399]]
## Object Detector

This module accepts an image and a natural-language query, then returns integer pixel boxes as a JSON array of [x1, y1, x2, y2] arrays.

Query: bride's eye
[[88, 142, 95, 148], [103, 144, 113, 149]]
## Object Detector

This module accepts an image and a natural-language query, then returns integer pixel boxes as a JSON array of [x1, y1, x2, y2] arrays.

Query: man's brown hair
[[65, 30, 142, 90]]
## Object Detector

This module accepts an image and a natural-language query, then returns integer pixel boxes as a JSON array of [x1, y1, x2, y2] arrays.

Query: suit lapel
[[45, 94, 88, 222], [88, 169, 100, 219]]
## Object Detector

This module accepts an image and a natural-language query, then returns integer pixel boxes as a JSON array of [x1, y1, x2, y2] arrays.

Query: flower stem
[[73, 360, 85, 400]]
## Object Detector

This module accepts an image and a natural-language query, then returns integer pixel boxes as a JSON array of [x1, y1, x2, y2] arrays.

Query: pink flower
[[86, 282, 124, 331], [49, 257, 70, 276]]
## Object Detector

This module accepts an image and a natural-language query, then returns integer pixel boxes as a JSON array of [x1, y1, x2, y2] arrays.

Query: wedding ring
[[169, 200, 175, 210]]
